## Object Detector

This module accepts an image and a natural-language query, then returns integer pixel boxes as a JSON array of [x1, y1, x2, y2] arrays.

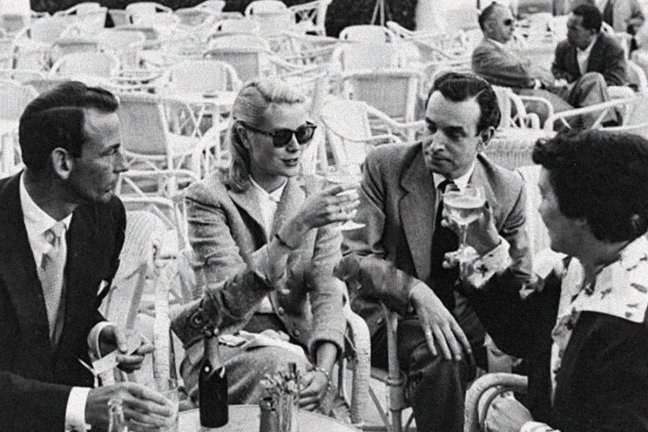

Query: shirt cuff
[[520, 421, 558, 432], [65, 386, 90, 432], [460, 237, 512, 289], [87, 321, 114, 358]]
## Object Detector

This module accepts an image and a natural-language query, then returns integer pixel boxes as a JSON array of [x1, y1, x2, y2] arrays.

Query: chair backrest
[[493, 85, 541, 129], [50, 51, 120, 79], [289, 0, 332, 36], [196, 0, 226, 12], [319, 97, 375, 166], [108, 9, 131, 27], [332, 42, 399, 71], [0, 13, 30, 35], [167, 59, 241, 93], [339, 24, 396, 43], [126, 2, 173, 16], [53, 4, 107, 35], [340, 69, 422, 123], [212, 17, 261, 34], [606, 94, 648, 138], [118, 92, 170, 157], [244, 0, 288, 16], [251, 9, 295, 36], [204, 47, 266, 82], [18, 15, 69, 43], [51, 37, 99, 62], [55, 2, 103, 15], [113, 25, 161, 49], [0, 79, 38, 121], [98, 29, 146, 70], [175, 7, 216, 27], [131, 12, 180, 28]]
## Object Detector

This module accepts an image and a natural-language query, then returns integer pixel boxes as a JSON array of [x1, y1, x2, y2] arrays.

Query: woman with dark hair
[[171, 77, 359, 412]]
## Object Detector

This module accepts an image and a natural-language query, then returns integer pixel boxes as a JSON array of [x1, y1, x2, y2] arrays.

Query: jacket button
[[376, 317, 384, 325], [277, 307, 285, 315], [293, 329, 301, 337]]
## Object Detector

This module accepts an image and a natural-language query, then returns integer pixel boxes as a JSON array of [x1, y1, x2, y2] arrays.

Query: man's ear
[[50, 148, 73, 180], [479, 126, 495, 147]]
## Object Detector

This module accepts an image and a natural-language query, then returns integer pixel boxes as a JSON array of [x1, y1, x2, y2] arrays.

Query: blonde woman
[[172, 77, 359, 412]]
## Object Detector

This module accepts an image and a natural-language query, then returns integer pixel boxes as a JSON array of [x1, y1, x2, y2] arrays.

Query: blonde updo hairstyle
[[225, 77, 308, 192]]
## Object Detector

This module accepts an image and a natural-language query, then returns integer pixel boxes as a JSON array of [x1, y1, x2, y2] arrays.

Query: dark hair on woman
[[19, 81, 119, 174], [532, 130, 648, 242], [427, 71, 501, 134]]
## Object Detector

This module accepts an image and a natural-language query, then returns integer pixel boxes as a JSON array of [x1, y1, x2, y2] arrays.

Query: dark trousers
[[371, 292, 487, 432]]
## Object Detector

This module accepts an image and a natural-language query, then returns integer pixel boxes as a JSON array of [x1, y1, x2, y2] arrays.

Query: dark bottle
[[199, 326, 228, 428]]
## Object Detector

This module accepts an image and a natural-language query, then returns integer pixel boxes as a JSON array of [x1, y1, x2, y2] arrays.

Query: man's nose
[[114, 149, 129, 173]]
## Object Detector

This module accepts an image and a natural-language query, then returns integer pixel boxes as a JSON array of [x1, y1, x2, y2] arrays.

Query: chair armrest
[[343, 303, 371, 426], [464, 373, 528, 432]]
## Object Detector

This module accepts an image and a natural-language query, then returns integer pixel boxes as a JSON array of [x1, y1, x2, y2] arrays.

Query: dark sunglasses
[[239, 121, 317, 148], [503, 18, 515, 26]]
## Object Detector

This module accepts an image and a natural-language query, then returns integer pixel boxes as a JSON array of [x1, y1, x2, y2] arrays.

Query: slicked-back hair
[[572, 3, 603, 32], [532, 130, 648, 242], [19, 81, 119, 174], [427, 71, 501, 134], [225, 77, 307, 193], [478, 2, 504, 30]]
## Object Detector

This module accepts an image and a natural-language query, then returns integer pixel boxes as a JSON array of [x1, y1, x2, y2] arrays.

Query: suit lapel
[[470, 156, 500, 217], [399, 150, 435, 280], [228, 186, 268, 241], [586, 36, 605, 73], [0, 174, 50, 346]]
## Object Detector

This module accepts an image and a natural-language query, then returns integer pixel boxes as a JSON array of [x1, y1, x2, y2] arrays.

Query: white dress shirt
[[250, 177, 287, 313], [576, 36, 597, 75]]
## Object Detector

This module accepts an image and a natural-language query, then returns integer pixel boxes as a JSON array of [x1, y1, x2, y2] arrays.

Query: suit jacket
[[551, 32, 627, 86], [174, 174, 346, 356], [0, 173, 126, 432], [342, 143, 532, 335], [467, 267, 648, 431], [472, 37, 554, 88]]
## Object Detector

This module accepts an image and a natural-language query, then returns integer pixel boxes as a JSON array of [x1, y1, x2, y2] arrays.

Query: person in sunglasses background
[[170, 77, 359, 413], [472, 2, 618, 127]]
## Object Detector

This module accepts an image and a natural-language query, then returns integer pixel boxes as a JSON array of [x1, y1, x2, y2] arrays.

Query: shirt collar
[[578, 35, 598, 54], [20, 172, 72, 235], [561, 235, 648, 324], [432, 163, 475, 191], [250, 177, 287, 203]]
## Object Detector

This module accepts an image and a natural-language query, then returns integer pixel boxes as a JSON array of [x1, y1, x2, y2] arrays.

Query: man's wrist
[[65, 387, 90, 432]]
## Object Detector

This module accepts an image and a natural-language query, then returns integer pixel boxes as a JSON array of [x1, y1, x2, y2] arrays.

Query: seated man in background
[[472, 3, 624, 127], [339, 71, 532, 432], [0, 81, 174, 431]]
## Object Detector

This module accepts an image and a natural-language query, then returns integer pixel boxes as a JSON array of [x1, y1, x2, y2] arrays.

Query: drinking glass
[[317, 164, 364, 231], [442, 184, 486, 255]]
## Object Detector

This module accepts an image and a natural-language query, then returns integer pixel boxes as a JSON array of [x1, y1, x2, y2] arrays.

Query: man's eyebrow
[[444, 125, 467, 136]]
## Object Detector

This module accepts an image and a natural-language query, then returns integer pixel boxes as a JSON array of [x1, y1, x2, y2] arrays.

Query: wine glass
[[442, 184, 486, 255], [317, 164, 365, 231]]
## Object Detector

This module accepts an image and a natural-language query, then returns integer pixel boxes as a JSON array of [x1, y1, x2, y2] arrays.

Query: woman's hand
[[484, 394, 534, 432], [298, 370, 330, 411], [281, 184, 360, 246]]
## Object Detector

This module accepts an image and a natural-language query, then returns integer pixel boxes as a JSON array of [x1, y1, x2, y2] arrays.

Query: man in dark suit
[[339, 72, 533, 432], [0, 82, 173, 432], [552, 3, 627, 87], [472, 2, 621, 126]]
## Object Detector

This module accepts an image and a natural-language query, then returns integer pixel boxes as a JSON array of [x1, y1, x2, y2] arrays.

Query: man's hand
[[298, 370, 329, 411], [85, 382, 175, 432], [409, 284, 472, 362], [484, 393, 533, 432], [98, 326, 154, 373]]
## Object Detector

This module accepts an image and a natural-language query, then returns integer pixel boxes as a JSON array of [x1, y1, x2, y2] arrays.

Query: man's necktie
[[430, 180, 459, 310], [38, 221, 67, 344]]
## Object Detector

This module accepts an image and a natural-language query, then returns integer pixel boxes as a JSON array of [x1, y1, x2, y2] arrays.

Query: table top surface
[[179, 405, 361, 432]]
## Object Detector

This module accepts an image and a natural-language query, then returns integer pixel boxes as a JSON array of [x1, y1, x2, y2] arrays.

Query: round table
[[179, 405, 361, 432]]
